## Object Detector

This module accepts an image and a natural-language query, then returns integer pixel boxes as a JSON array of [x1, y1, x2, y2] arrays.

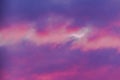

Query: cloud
[[2, 42, 120, 80], [2, 0, 120, 28], [1, 22, 120, 52], [1, 0, 120, 79]]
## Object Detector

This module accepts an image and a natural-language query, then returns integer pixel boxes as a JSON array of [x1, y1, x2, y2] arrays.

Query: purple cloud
[[2, 41, 120, 80]]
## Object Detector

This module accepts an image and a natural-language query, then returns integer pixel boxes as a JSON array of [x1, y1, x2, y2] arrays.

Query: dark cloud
[[86, 48, 119, 69], [0, 47, 8, 79], [2, 0, 120, 28], [3, 41, 120, 79], [4, 42, 120, 70]]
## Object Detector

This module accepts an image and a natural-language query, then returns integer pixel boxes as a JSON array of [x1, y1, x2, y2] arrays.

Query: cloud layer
[[1, 0, 120, 80]]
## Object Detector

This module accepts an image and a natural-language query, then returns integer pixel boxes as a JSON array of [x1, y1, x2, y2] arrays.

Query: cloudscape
[[1, 0, 120, 80]]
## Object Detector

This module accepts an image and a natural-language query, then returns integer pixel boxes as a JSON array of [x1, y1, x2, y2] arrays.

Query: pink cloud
[[1, 21, 120, 52]]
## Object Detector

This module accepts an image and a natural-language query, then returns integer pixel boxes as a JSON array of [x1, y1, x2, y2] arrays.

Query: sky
[[1, 0, 120, 80]]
